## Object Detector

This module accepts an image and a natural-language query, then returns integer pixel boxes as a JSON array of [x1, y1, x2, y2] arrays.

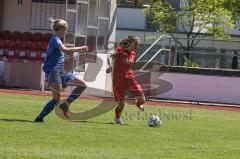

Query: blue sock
[[37, 99, 59, 120], [65, 85, 86, 105]]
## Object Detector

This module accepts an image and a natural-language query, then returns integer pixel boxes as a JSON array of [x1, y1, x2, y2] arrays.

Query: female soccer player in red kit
[[107, 36, 145, 125]]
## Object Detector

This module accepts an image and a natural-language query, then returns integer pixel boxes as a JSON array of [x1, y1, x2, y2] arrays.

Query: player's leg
[[59, 73, 87, 118], [63, 74, 87, 106], [115, 101, 125, 125], [127, 79, 145, 111], [113, 84, 125, 124], [34, 69, 63, 122], [35, 84, 62, 122], [136, 95, 145, 111]]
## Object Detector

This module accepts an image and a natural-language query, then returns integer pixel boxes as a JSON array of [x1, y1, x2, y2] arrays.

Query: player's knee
[[77, 84, 87, 92], [76, 80, 87, 89], [52, 98, 60, 105], [71, 84, 86, 97], [80, 82, 87, 90], [53, 95, 61, 102], [52, 91, 61, 101]]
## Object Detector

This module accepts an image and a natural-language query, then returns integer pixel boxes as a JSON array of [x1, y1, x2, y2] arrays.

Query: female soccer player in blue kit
[[34, 18, 87, 122]]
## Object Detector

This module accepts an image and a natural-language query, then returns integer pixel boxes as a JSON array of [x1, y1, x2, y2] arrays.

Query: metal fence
[[136, 36, 240, 70]]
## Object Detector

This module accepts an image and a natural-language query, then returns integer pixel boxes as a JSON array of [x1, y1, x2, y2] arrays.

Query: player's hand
[[81, 46, 88, 52], [77, 46, 88, 53], [106, 66, 113, 73]]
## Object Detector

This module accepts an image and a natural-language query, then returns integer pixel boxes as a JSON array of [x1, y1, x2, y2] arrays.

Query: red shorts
[[112, 77, 144, 102]]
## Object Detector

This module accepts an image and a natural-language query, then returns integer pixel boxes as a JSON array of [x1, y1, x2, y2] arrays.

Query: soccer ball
[[148, 115, 161, 127]]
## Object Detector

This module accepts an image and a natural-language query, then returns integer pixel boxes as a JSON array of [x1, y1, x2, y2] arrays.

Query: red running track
[[0, 88, 239, 112]]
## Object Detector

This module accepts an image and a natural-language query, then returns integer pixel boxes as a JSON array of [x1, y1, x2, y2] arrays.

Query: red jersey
[[113, 47, 136, 79]]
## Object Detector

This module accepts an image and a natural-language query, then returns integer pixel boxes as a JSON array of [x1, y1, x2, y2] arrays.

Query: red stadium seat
[[0, 31, 11, 55], [0, 39, 4, 46], [39, 42, 48, 51], [29, 51, 39, 60], [42, 33, 52, 42], [5, 40, 18, 59], [0, 39, 5, 59], [18, 40, 27, 50], [27, 41, 39, 60], [21, 32, 32, 41], [37, 52, 47, 61], [16, 41, 29, 59], [11, 31, 21, 40], [30, 41, 38, 50], [1, 30, 11, 40], [32, 32, 43, 42], [0, 31, 4, 39], [37, 42, 48, 61]]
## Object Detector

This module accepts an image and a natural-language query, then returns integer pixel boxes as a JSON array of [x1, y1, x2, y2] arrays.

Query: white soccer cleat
[[115, 117, 123, 125]]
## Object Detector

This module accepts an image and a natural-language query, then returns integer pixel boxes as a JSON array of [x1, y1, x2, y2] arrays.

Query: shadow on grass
[[0, 118, 129, 125], [0, 118, 34, 123], [70, 120, 128, 126]]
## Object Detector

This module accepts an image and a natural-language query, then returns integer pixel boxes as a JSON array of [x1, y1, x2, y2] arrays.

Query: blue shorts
[[46, 67, 75, 87]]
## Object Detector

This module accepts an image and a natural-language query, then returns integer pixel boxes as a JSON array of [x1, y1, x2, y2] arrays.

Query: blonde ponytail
[[49, 17, 68, 32]]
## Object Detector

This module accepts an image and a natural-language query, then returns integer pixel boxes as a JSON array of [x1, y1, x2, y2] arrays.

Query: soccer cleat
[[137, 104, 144, 112], [59, 102, 70, 118], [115, 117, 123, 125], [34, 117, 44, 122]]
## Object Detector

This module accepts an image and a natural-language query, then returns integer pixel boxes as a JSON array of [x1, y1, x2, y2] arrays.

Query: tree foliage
[[223, 0, 240, 22], [144, 0, 239, 51]]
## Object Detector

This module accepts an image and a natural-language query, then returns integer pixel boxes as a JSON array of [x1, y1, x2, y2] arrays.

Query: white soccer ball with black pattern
[[148, 115, 161, 127]]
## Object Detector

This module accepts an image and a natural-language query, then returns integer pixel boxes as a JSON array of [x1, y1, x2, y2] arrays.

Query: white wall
[[227, 24, 240, 36], [3, 61, 43, 89], [2, 0, 32, 32], [117, 8, 146, 30], [75, 53, 112, 97], [151, 72, 240, 105], [2, 0, 55, 33]]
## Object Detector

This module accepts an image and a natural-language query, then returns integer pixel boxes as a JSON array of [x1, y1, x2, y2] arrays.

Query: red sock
[[115, 107, 123, 118]]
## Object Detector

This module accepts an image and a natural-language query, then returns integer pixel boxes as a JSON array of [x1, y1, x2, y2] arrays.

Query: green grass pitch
[[0, 93, 240, 159]]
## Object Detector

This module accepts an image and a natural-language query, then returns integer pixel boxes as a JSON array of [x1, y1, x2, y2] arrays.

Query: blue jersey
[[43, 35, 65, 74]]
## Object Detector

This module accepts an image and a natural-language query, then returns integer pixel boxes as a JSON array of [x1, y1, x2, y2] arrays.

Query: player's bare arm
[[60, 44, 88, 54]]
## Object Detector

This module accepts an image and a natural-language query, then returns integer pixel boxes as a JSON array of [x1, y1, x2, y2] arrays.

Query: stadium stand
[[0, 30, 51, 62]]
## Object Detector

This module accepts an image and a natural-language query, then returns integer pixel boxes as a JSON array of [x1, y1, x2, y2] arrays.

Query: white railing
[[136, 35, 172, 71], [139, 48, 170, 71]]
